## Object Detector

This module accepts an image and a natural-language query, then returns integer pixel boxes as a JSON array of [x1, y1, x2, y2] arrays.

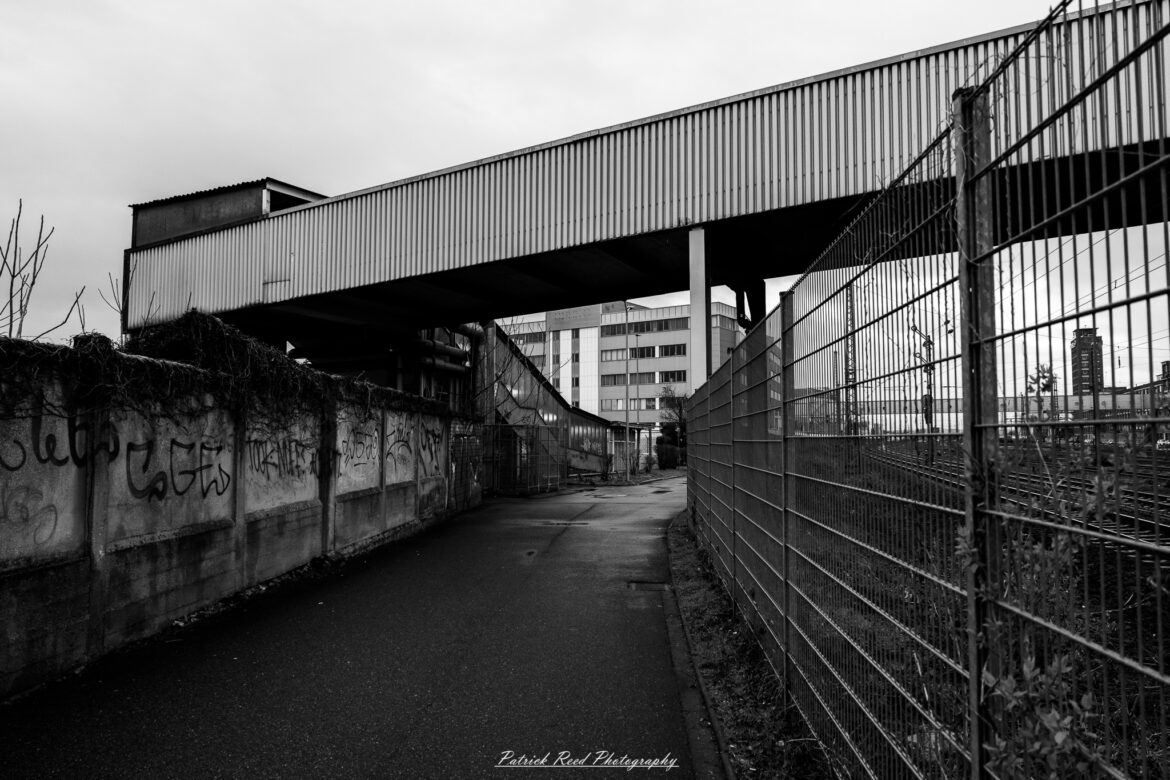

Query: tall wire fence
[[687, 2, 1170, 776]]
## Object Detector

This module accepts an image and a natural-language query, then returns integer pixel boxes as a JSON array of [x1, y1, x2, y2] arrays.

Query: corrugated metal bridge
[[125, 2, 1165, 383]]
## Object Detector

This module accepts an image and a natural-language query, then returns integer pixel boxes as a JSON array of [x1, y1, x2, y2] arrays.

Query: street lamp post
[[624, 302, 630, 483], [634, 332, 641, 474]]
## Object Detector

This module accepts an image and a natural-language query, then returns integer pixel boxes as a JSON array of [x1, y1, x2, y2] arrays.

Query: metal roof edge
[[129, 177, 327, 209], [269, 5, 1104, 218]]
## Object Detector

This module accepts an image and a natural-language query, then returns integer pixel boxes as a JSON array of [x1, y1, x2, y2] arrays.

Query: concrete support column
[[688, 227, 711, 385]]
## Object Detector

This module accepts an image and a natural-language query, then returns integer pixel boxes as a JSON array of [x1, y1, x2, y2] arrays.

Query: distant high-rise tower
[[1070, 328, 1104, 395]]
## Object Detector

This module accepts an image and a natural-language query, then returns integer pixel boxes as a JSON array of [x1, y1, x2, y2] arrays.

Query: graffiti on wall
[[1, 409, 231, 502], [1, 483, 60, 549], [245, 437, 318, 482], [124, 438, 231, 502], [106, 409, 235, 541], [0, 400, 236, 550], [418, 416, 447, 479], [384, 410, 416, 485], [336, 411, 380, 494], [244, 415, 320, 514]]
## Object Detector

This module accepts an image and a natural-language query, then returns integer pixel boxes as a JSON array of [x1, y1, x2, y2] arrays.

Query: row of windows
[[599, 344, 685, 361], [600, 372, 656, 386], [600, 398, 658, 411], [512, 331, 546, 344], [600, 318, 689, 337], [599, 371, 685, 386]]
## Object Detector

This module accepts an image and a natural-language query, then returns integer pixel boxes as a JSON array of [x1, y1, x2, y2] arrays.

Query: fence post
[[730, 336, 738, 617], [779, 290, 795, 693], [954, 85, 998, 779]]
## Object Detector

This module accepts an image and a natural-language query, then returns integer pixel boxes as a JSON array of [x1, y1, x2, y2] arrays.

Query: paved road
[[4, 477, 713, 779]]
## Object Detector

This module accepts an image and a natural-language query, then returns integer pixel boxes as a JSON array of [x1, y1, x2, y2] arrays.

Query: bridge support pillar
[[688, 227, 711, 386]]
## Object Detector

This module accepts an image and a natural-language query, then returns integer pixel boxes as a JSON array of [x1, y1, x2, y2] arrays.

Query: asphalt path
[[3, 476, 712, 779]]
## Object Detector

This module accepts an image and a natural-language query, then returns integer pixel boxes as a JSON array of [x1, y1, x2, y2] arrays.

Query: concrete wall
[[0, 348, 482, 700]]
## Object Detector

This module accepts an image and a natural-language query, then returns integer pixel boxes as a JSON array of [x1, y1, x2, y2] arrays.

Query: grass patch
[[669, 515, 832, 779]]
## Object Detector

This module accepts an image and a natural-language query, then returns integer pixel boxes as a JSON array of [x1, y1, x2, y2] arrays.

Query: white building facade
[[500, 301, 742, 438]]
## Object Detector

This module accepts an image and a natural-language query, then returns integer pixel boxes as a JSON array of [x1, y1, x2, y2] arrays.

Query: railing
[[687, 2, 1170, 777], [482, 323, 612, 494]]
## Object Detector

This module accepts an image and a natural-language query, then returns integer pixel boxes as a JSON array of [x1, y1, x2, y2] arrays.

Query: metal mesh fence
[[687, 3, 1170, 777], [482, 423, 565, 495]]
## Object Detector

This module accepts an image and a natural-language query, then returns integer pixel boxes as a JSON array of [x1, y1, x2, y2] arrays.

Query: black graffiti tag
[[126, 440, 168, 501], [340, 430, 377, 470], [169, 440, 232, 498], [246, 438, 318, 481], [0, 483, 59, 546], [0, 437, 25, 472], [125, 438, 231, 502], [2, 412, 120, 472], [418, 421, 445, 475]]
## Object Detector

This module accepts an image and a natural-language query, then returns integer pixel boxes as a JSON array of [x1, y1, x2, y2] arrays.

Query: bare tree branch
[[30, 287, 85, 341], [1, 200, 79, 341]]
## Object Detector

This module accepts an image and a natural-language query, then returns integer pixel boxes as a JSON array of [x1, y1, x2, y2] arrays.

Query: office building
[[1070, 327, 1105, 396], [500, 300, 743, 437]]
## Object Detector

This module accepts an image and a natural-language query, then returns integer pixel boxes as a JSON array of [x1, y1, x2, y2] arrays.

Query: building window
[[659, 370, 687, 383], [572, 328, 580, 338], [600, 349, 626, 362], [628, 317, 689, 334], [572, 377, 580, 388], [629, 372, 655, 385], [572, 352, 580, 363], [601, 374, 625, 386], [603, 318, 689, 337], [511, 331, 546, 344], [630, 346, 654, 359], [601, 399, 626, 411], [659, 343, 687, 357]]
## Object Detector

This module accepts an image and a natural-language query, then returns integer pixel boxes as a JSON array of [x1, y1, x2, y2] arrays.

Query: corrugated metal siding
[[127, 2, 1162, 328]]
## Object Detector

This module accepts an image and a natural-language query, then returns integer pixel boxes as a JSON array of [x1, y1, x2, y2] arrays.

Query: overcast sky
[[1, 0, 1061, 341]]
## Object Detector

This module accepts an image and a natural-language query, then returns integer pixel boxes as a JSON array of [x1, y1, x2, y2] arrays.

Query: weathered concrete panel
[[383, 409, 416, 486], [0, 559, 90, 695], [417, 415, 447, 479], [383, 483, 416, 530], [104, 525, 236, 646], [336, 407, 380, 496], [244, 502, 321, 586], [244, 415, 319, 514], [334, 490, 381, 550], [419, 477, 447, 520], [0, 389, 87, 566], [105, 407, 235, 545]]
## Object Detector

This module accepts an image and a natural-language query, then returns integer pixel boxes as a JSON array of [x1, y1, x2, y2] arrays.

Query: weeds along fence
[[687, 2, 1170, 777]]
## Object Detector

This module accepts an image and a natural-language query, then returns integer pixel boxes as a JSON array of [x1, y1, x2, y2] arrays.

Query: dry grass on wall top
[[1, 311, 459, 432]]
